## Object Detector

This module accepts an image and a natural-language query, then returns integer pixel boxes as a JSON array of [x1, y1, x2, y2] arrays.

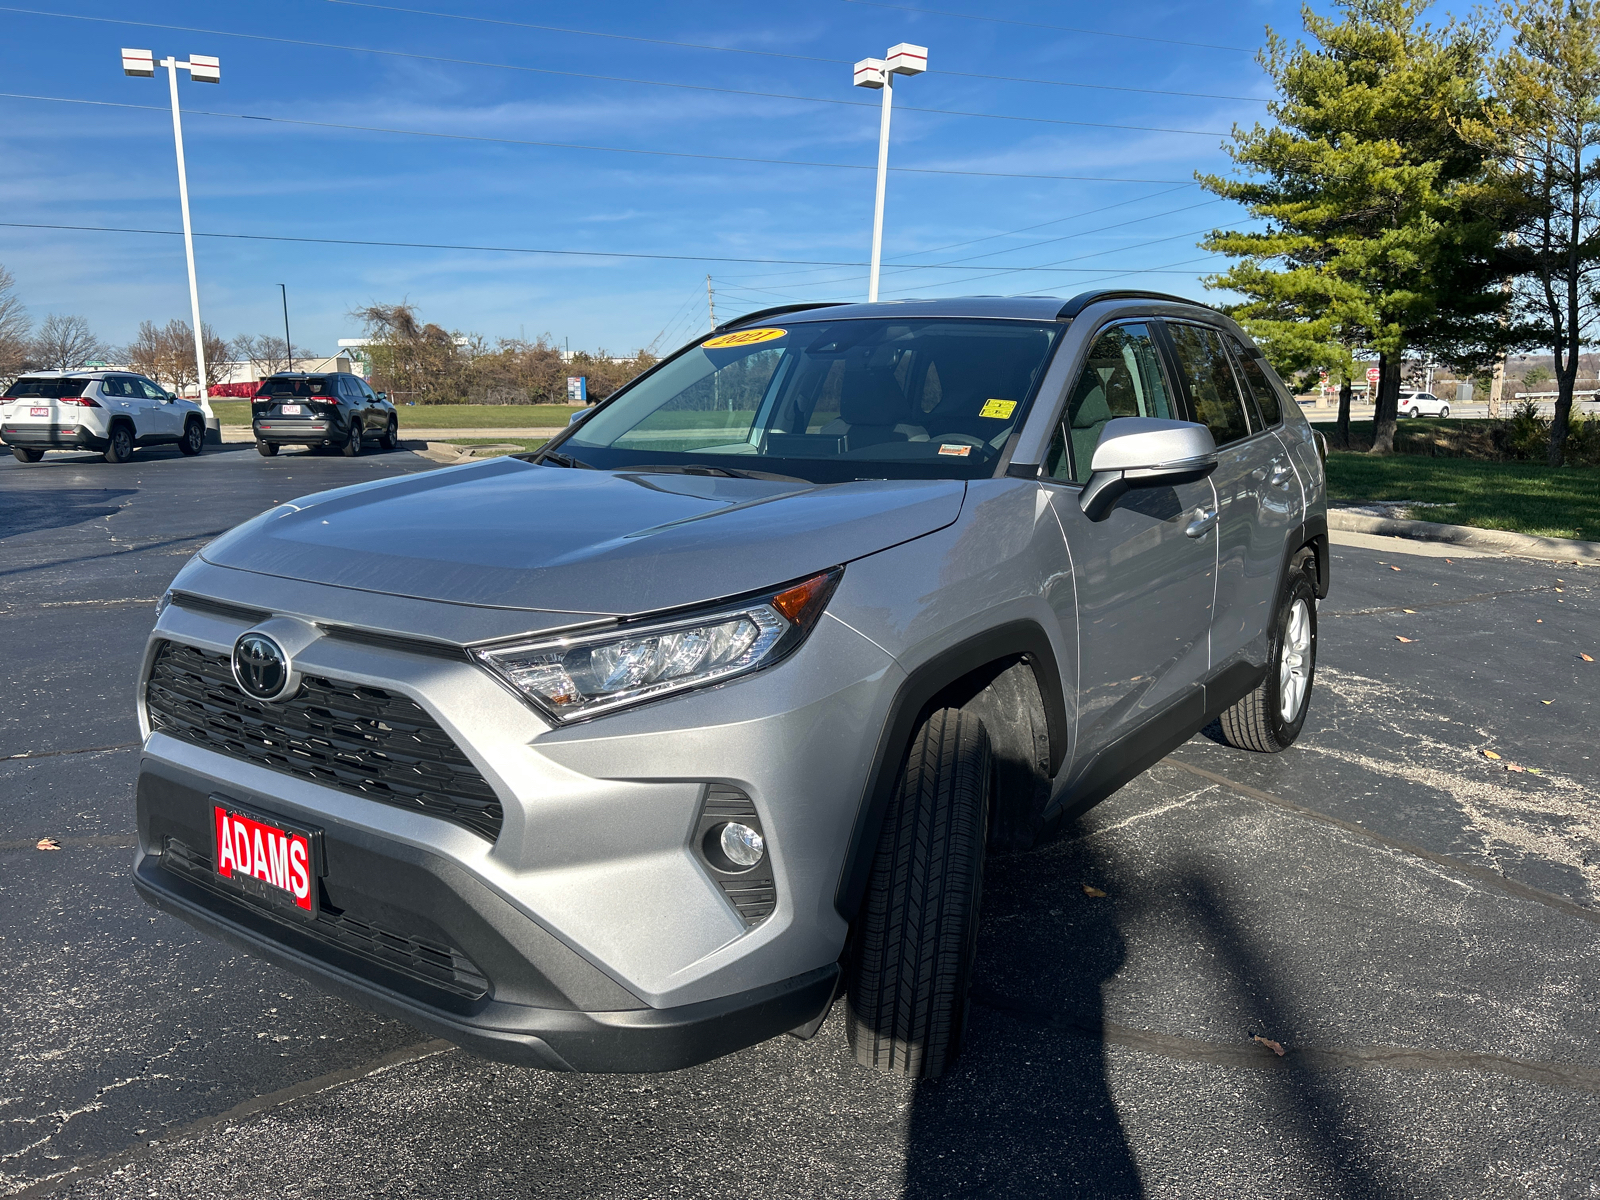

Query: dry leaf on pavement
[[1542, 700, 1554, 705], [1482, 750, 1502, 760], [1506, 763, 1527, 773], [1395, 636, 1414, 643], [1389, 566, 1402, 572], [1250, 1033, 1286, 1056], [36, 838, 61, 851], [1082, 884, 1108, 898], [1403, 608, 1417, 613], [1582, 653, 1594, 663]]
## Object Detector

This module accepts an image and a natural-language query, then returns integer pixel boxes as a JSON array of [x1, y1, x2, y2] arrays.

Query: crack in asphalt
[[2, 744, 140, 763], [3, 1041, 456, 1199], [0, 532, 225, 581], [1322, 585, 1558, 618]]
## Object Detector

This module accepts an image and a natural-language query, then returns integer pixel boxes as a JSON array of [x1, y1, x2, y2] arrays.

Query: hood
[[200, 458, 965, 616]]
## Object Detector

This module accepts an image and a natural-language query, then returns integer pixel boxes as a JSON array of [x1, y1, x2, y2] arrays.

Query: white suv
[[1397, 390, 1450, 418], [1, 371, 208, 463]]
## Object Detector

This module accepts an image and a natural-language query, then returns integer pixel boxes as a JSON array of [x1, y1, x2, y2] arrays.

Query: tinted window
[[4, 377, 90, 399], [101, 377, 132, 398], [1166, 323, 1251, 446], [1046, 324, 1173, 484], [566, 318, 1063, 483], [1230, 344, 1282, 426], [256, 376, 338, 399], [135, 378, 167, 400]]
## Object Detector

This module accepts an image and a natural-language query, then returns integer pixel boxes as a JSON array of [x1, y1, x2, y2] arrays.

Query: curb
[[1327, 510, 1600, 563]]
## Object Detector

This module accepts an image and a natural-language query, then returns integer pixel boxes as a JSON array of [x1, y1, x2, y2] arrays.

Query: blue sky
[[0, 0, 1300, 358]]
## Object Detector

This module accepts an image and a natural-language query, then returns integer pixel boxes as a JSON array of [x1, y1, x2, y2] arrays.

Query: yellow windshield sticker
[[979, 398, 1017, 419], [703, 327, 787, 350], [937, 444, 972, 457]]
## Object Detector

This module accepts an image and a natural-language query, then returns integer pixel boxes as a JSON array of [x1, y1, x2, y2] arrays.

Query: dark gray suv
[[134, 291, 1328, 1080]]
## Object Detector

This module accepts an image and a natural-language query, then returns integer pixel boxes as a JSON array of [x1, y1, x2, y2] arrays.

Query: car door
[[1039, 321, 1219, 775], [99, 376, 143, 432], [135, 377, 183, 439], [1160, 321, 1290, 677], [344, 375, 376, 434]]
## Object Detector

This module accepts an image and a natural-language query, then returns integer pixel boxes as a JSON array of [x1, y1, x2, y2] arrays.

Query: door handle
[[1185, 507, 1218, 538], [1270, 464, 1294, 487]]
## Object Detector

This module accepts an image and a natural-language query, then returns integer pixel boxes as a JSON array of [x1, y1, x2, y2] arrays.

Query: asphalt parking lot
[[1, 441, 1596, 1199]]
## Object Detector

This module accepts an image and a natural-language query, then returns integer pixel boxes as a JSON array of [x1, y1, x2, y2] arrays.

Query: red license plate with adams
[[212, 804, 318, 916], [30, 406, 48, 417]]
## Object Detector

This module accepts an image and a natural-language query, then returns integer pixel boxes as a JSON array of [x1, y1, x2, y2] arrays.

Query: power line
[[0, 91, 1200, 184], [836, 0, 1251, 53], [326, 0, 1269, 104], [0, 8, 1229, 137], [0, 220, 1223, 273]]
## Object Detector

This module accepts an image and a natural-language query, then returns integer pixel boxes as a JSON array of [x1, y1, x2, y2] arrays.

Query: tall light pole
[[121, 47, 222, 443], [280, 284, 294, 372], [853, 43, 927, 303]]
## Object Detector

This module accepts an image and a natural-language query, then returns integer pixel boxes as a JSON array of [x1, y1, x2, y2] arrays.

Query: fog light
[[718, 822, 765, 868]]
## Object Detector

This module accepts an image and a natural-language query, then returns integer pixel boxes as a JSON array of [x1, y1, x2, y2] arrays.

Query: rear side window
[[1046, 324, 1173, 484], [1166, 323, 1251, 446], [4, 377, 88, 399], [1230, 344, 1283, 427], [256, 377, 337, 399]]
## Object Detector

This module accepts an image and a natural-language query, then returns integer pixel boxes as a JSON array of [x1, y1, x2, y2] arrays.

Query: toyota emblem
[[232, 632, 293, 702]]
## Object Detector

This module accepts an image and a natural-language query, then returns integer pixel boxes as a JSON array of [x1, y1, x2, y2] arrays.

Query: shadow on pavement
[[902, 822, 1143, 1199], [0, 485, 136, 539]]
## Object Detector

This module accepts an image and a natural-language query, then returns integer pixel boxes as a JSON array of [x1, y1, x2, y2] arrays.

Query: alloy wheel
[[1278, 598, 1312, 722]]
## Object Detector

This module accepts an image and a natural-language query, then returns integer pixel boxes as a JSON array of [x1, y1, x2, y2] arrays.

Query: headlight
[[473, 568, 842, 722]]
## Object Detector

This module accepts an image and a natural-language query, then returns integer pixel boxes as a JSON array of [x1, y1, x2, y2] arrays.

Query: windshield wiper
[[623, 462, 809, 483], [536, 448, 591, 468]]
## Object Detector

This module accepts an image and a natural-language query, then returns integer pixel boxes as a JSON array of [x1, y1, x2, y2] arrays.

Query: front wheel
[[845, 707, 991, 1079], [11, 446, 43, 463], [1439, 405, 1450, 418], [341, 422, 362, 457], [178, 420, 205, 456], [103, 425, 133, 464], [1217, 559, 1318, 753]]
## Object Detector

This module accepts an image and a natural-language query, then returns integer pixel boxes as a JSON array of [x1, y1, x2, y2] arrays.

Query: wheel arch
[[833, 620, 1068, 921]]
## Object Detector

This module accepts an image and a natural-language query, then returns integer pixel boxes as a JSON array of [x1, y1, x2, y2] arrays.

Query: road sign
[[566, 376, 587, 403], [1367, 366, 1380, 385]]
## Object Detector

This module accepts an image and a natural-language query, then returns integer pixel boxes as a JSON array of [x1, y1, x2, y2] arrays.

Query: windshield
[[256, 377, 338, 399], [4, 377, 89, 399], [560, 318, 1063, 482]]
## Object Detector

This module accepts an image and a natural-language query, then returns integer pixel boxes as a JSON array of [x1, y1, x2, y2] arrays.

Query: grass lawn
[[1325, 452, 1600, 542], [211, 401, 580, 427]]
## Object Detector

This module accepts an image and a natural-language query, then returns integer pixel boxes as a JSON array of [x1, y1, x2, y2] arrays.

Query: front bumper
[[254, 419, 339, 445], [1, 422, 107, 450], [134, 754, 838, 1072]]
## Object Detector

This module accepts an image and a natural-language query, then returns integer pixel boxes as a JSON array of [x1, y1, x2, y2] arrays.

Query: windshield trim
[[535, 315, 1069, 482]]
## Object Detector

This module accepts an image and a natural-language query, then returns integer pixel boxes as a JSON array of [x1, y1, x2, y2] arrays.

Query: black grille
[[145, 640, 504, 841], [703, 784, 776, 926], [161, 837, 489, 1000]]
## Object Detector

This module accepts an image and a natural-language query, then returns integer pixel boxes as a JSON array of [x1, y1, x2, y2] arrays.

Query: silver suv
[[2, 370, 208, 462], [133, 292, 1328, 1079]]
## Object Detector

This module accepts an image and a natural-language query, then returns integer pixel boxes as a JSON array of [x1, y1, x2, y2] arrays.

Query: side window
[[137, 379, 167, 400], [1046, 323, 1172, 484], [1230, 343, 1283, 427], [1167, 323, 1251, 446], [100, 378, 127, 398]]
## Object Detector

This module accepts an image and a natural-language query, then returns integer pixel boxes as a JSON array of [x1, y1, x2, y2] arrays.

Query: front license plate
[[30, 406, 48, 417], [212, 803, 318, 916], [280, 403, 302, 415]]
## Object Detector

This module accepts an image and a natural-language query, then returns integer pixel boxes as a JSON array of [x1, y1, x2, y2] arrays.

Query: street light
[[121, 47, 222, 443], [852, 43, 927, 303]]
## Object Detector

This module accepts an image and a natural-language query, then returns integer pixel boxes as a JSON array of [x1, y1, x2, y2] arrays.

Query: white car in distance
[[1398, 390, 1450, 418], [1, 371, 208, 463]]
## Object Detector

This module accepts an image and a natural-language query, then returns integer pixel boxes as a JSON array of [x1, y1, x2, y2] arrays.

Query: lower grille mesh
[[162, 836, 489, 1000], [145, 640, 503, 840]]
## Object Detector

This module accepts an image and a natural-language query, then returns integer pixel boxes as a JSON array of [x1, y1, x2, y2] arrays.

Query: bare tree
[[0, 264, 30, 380], [123, 319, 229, 390], [29, 313, 105, 371], [233, 333, 314, 378]]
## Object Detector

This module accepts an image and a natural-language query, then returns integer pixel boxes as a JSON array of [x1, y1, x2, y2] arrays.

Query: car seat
[[1068, 356, 1141, 478], [817, 358, 928, 450]]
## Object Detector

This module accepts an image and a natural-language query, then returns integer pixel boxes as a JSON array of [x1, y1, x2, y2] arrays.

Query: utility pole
[[853, 44, 927, 302], [706, 275, 716, 331], [279, 284, 294, 372], [122, 47, 222, 443]]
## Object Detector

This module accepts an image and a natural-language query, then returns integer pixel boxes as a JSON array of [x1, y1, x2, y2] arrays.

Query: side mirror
[[1079, 417, 1217, 521], [567, 407, 591, 425], [377, 391, 387, 402]]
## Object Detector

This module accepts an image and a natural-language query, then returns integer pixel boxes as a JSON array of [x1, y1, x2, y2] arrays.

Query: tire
[[103, 424, 134, 464], [11, 446, 42, 463], [256, 440, 279, 457], [1217, 557, 1318, 753], [845, 707, 991, 1079], [1440, 406, 1450, 418], [178, 419, 205, 456], [341, 422, 362, 457], [378, 417, 397, 451], [1407, 407, 1420, 419]]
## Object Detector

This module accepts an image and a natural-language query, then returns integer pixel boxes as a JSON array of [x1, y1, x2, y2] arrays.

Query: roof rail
[[712, 302, 846, 333], [1056, 289, 1209, 320]]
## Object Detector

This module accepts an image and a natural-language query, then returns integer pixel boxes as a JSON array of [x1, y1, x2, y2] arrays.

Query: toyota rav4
[[134, 291, 1329, 1078], [2, 370, 207, 462]]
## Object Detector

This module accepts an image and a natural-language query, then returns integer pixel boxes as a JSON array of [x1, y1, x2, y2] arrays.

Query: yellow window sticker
[[979, 398, 1017, 419], [702, 327, 787, 350], [937, 444, 972, 457]]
